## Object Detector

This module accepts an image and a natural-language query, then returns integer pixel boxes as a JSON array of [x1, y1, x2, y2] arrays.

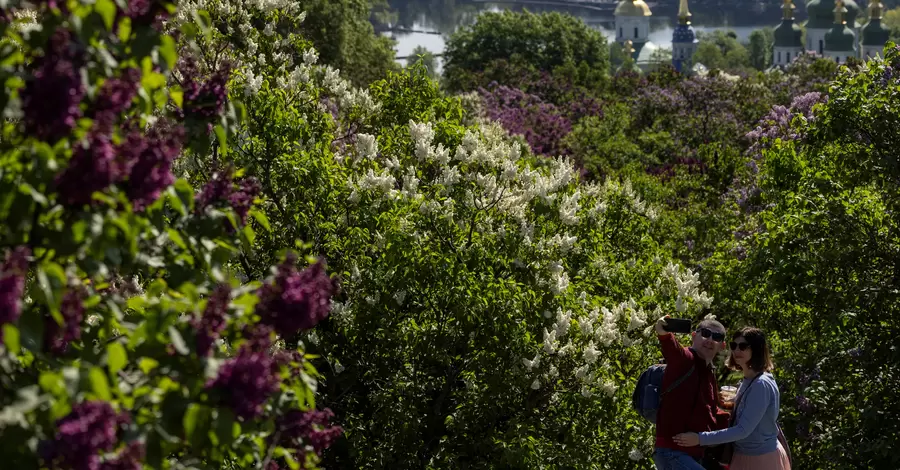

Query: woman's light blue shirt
[[698, 372, 780, 456]]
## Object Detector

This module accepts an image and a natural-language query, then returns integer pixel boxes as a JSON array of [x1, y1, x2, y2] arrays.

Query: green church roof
[[861, 19, 890, 46], [806, 0, 860, 29], [774, 20, 804, 48], [824, 24, 856, 51]]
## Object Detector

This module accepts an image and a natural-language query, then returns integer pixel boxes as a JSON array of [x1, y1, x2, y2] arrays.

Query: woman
[[673, 327, 791, 470]]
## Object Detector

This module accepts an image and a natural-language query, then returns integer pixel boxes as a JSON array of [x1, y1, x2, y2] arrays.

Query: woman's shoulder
[[758, 372, 780, 394]]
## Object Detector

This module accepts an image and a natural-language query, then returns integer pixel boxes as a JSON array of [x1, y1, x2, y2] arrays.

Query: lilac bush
[[0, 1, 341, 468], [40, 401, 127, 470], [21, 29, 84, 143], [0, 247, 30, 338], [256, 255, 337, 337], [478, 83, 572, 156]]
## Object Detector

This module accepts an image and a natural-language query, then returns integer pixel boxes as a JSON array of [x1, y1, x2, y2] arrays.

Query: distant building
[[671, 0, 699, 73], [768, 0, 890, 67], [823, 0, 857, 62], [773, 0, 804, 66], [614, 0, 661, 72], [860, 0, 890, 59]]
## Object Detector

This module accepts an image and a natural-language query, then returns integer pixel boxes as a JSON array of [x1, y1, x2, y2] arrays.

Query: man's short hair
[[697, 318, 725, 332]]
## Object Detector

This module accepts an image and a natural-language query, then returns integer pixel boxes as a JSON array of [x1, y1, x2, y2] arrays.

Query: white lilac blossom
[[355, 134, 377, 162], [582, 341, 600, 364]]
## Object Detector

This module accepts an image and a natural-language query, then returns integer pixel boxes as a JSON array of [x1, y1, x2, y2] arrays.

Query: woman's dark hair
[[726, 327, 774, 372]]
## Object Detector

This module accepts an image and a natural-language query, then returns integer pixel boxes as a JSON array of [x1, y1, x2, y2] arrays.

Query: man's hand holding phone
[[655, 315, 693, 335], [655, 315, 670, 336]]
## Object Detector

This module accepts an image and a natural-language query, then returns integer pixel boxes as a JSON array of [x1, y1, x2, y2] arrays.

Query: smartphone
[[663, 318, 693, 334]]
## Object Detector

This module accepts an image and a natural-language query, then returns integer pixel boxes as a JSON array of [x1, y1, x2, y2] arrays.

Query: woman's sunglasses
[[730, 342, 751, 351], [697, 327, 726, 342]]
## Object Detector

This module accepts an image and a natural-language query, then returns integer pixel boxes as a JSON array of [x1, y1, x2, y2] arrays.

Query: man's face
[[691, 326, 726, 362]]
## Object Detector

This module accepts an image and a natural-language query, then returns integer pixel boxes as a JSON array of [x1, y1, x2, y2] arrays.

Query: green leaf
[[95, 0, 116, 30], [107, 342, 127, 374], [168, 326, 189, 355], [251, 209, 271, 232], [139, 357, 159, 374], [158, 35, 177, 69], [39, 371, 66, 396], [2, 324, 19, 353], [183, 403, 212, 444], [173, 179, 194, 214], [117, 16, 132, 42], [214, 124, 227, 153], [89, 367, 111, 400], [170, 88, 183, 109], [167, 228, 187, 249]]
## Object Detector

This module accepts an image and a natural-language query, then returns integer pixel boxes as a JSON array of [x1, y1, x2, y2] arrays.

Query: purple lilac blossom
[[0, 247, 31, 339], [243, 323, 275, 352], [124, 0, 170, 25], [744, 92, 825, 161], [44, 287, 85, 355], [273, 349, 304, 375], [55, 134, 119, 207], [21, 29, 84, 142], [255, 255, 337, 337], [207, 345, 282, 419], [228, 177, 261, 225], [195, 169, 235, 212], [478, 83, 572, 157], [193, 284, 231, 357], [119, 123, 185, 211], [182, 63, 231, 120], [42, 401, 126, 470], [93, 68, 141, 133], [275, 408, 343, 456]]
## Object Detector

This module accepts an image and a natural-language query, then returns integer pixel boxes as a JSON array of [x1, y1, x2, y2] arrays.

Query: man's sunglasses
[[697, 327, 726, 342], [730, 342, 751, 351]]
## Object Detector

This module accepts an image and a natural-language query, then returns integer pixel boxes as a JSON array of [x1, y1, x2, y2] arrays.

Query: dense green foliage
[[0, 1, 339, 469], [442, 10, 610, 92], [2, 2, 897, 469], [295, 0, 399, 86], [709, 44, 900, 468]]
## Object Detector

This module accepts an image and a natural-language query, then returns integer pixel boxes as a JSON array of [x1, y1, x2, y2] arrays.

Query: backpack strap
[[661, 364, 695, 397]]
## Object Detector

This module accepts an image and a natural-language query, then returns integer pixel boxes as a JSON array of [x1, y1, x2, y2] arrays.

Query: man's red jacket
[[654, 333, 731, 458]]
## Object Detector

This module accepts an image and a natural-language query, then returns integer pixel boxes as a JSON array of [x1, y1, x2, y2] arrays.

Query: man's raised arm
[[654, 315, 690, 366]]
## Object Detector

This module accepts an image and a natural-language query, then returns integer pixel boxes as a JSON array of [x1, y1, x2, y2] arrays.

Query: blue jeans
[[653, 448, 706, 470]]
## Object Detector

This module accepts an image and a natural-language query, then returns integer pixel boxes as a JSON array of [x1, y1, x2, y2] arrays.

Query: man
[[652, 316, 730, 470]]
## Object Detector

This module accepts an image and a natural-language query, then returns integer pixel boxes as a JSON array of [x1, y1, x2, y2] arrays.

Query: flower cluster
[[478, 83, 572, 157], [93, 68, 142, 133], [21, 29, 84, 142], [54, 64, 185, 209], [255, 255, 336, 337], [120, 124, 185, 211], [744, 91, 826, 161], [193, 284, 231, 357], [41, 401, 128, 470], [55, 134, 118, 207], [0, 246, 30, 338], [44, 287, 85, 355], [181, 59, 231, 120], [207, 345, 282, 419], [275, 408, 343, 456], [195, 167, 261, 225]]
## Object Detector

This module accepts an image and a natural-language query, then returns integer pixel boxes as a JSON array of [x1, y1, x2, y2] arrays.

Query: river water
[[385, 0, 807, 72]]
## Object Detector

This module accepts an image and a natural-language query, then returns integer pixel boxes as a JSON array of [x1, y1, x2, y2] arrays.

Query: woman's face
[[731, 335, 753, 369]]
